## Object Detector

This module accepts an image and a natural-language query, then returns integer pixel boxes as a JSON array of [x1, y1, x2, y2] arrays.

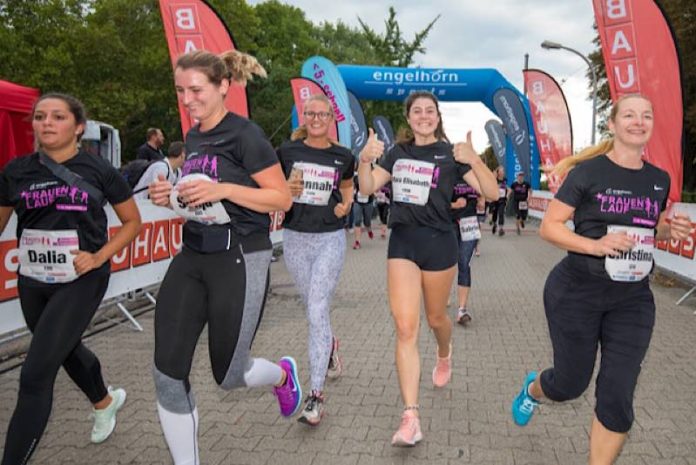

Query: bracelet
[[403, 404, 419, 411]]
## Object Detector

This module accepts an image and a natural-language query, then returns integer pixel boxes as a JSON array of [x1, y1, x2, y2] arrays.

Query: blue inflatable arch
[[336, 65, 540, 188]]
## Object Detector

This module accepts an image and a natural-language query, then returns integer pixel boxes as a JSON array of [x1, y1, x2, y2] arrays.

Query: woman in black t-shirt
[[276, 94, 355, 426], [147, 50, 301, 465], [490, 166, 509, 236], [358, 91, 499, 446], [511, 95, 693, 463], [0, 93, 141, 464]]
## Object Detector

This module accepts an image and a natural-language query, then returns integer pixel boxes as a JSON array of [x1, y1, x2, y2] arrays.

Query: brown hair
[[396, 91, 450, 144], [552, 94, 651, 177], [290, 94, 334, 141], [167, 141, 185, 158], [175, 49, 267, 86], [32, 92, 87, 142], [146, 127, 161, 140]]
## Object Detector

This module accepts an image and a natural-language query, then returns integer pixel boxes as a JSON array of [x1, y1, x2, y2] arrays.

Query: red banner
[[592, 0, 683, 202], [158, 0, 248, 135], [523, 69, 573, 193], [290, 77, 338, 141]]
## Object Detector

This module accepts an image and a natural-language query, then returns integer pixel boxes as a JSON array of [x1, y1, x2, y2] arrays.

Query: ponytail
[[552, 139, 614, 177], [219, 50, 267, 85]]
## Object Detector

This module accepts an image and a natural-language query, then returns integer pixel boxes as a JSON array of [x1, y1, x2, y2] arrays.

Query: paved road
[[1, 223, 695, 464]]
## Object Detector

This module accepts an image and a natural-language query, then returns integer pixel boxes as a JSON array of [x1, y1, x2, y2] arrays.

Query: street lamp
[[541, 40, 598, 145]]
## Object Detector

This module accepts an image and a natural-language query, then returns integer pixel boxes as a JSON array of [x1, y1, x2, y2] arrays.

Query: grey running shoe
[[297, 390, 324, 426], [327, 336, 343, 379]]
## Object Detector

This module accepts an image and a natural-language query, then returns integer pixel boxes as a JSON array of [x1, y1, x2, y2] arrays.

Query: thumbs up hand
[[359, 128, 385, 163], [454, 131, 479, 165]]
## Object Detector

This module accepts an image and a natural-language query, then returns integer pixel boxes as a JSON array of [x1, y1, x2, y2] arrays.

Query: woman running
[[147, 50, 300, 465], [509, 171, 531, 235], [358, 91, 498, 446], [351, 175, 374, 249], [0, 93, 141, 464], [491, 166, 508, 236], [511, 95, 692, 464], [277, 94, 354, 426]]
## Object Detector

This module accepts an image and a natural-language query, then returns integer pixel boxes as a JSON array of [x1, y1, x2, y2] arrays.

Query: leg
[[422, 267, 456, 358], [456, 238, 477, 317], [353, 204, 363, 248], [589, 416, 627, 465]]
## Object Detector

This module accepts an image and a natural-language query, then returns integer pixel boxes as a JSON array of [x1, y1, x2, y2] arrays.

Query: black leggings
[[2, 270, 110, 465], [491, 200, 506, 226]]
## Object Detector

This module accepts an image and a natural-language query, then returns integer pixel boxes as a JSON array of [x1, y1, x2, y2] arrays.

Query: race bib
[[498, 187, 507, 199], [392, 159, 435, 206], [292, 162, 337, 206], [19, 229, 79, 283], [604, 225, 655, 282], [518, 201, 528, 210], [170, 173, 231, 225], [458, 216, 481, 242]]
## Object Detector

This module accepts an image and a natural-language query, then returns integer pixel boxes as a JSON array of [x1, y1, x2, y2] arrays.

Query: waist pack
[[182, 221, 238, 254]]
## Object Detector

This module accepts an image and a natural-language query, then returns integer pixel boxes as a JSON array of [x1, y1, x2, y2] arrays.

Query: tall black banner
[[493, 88, 531, 178]]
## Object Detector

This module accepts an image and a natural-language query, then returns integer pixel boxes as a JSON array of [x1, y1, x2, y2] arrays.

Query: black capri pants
[[387, 225, 458, 271], [539, 256, 655, 433]]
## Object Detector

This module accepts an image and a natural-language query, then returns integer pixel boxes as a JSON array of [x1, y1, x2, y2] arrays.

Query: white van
[[81, 120, 121, 168]]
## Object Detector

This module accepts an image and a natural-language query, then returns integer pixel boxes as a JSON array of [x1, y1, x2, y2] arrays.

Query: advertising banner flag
[[493, 88, 532, 180], [373, 116, 396, 153], [484, 119, 507, 167], [301, 56, 352, 148], [592, 0, 683, 202], [523, 69, 573, 193], [158, 0, 248, 135], [290, 77, 338, 141], [348, 92, 368, 156]]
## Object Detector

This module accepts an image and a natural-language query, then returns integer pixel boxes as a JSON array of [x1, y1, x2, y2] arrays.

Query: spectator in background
[[133, 141, 185, 200], [136, 127, 165, 162]]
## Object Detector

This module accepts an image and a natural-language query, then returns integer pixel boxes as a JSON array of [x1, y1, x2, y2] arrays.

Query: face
[[155, 130, 165, 147], [32, 98, 83, 152], [174, 67, 229, 123], [517, 174, 524, 182], [497, 167, 505, 179], [407, 97, 440, 140], [303, 99, 333, 139], [608, 97, 654, 147]]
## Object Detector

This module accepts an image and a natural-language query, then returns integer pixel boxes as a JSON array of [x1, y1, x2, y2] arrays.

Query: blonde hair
[[552, 94, 651, 177], [175, 49, 266, 87], [290, 94, 334, 141]]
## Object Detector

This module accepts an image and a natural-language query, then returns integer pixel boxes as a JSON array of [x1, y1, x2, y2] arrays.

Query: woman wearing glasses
[[276, 95, 355, 425]]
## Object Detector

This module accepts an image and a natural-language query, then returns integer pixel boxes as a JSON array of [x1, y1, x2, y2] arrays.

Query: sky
[[249, 0, 600, 153]]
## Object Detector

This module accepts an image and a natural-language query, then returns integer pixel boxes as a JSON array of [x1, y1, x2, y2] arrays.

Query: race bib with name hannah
[[19, 229, 79, 283], [458, 216, 481, 241], [604, 225, 655, 282], [292, 162, 337, 206], [170, 173, 231, 225], [392, 159, 435, 206]]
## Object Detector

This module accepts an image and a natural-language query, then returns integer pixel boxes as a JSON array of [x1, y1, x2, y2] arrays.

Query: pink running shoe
[[367, 230, 374, 239], [327, 336, 343, 379], [274, 356, 302, 417], [432, 344, 452, 387], [391, 409, 423, 446]]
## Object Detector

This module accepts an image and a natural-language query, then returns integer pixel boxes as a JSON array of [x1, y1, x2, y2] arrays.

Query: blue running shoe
[[512, 371, 539, 426]]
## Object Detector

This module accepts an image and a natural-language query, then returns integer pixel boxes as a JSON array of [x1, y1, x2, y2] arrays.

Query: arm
[[334, 179, 354, 218], [0, 206, 13, 236], [358, 162, 391, 196], [71, 198, 142, 274], [655, 211, 693, 241], [453, 132, 498, 201]]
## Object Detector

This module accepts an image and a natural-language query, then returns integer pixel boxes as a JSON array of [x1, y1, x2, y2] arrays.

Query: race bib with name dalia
[[19, 229, 79, 283]]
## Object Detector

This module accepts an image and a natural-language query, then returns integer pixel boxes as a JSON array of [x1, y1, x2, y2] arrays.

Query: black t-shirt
[[555, 154, 670, 278], [277, 140, 355, 233], [451, 181, 479, 220], [378, 141, 471, 231], [0, 151, 133, 253], [496, 177, 508, 202], [183, 112, 279, 243], [136, 143, 164, 162], [511, 181, 531, 201]]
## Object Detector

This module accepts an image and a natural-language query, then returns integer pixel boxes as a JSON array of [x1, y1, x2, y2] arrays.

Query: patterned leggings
[[284, 229, 346, 392]]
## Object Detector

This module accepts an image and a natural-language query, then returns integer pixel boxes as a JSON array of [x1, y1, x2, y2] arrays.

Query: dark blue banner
[[372, 116, 396, 153]]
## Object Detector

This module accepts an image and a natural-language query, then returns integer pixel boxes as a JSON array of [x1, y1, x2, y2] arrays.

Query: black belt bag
[[182, 222, 238, 254]]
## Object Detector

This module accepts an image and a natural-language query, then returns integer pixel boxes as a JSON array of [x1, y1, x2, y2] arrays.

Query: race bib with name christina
[[458, 216, 481, 242], [604, 225, 655, 282], [19, 229, 79, 283], [292, 162, 337, 206], [170, 173, 231, 225], [392, 159, 435, 206]]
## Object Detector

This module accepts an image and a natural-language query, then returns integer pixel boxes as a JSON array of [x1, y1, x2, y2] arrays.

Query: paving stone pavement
[[1, 222, 696, 465]]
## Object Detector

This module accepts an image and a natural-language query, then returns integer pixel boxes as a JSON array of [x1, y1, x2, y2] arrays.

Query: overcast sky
[[249, 0, 599, 152]]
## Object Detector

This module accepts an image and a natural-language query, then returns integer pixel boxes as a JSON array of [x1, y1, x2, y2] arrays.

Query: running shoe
[[516, 225, 521, 235], [297, 390, 324, 426], [368, 230, 374, 239], [474, 248, 480, 257], [381, 231, 387, 239], [391, 409, 423, 446], [327, 336, 343, 379], [432, 343, 452, 387], [492, 224, 497, 234], [353, 241, 361, 249], [456, 308, 472, 326], [90, 386, 127, 444], [521, 220, 526, 229], [499, 228, 505, 237], [274, 356, 302, 417], [512, 371, 539, 426]]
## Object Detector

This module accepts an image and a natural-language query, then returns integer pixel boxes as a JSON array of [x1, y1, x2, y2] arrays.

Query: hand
[[591, 232, 636, 257], [359, 128, 385, 163], [71, 250, 104, 275], [453, 131, 479, 165], [334, 202, 351, 218], [451, 198, 467, 209], [670, 214, 694, 241], [176, 179, 227, 208], [149, 174, 173, 207], [288, 178, 304, 197]]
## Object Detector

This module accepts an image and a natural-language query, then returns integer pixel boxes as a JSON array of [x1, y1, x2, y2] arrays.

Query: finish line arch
[[336, 65, 540, 188]]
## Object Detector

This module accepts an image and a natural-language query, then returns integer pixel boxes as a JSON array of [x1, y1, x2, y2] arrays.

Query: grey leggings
[[284, 229, 346, 392]]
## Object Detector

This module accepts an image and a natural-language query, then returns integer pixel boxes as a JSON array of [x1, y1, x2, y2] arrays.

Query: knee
[[18, 361, 56, 395], [153, 366, 196, 414], [394, 320, 418, 344], [595, 381, 636, 433], [541, 369, 591, 402], [426, 311, 450, 330]]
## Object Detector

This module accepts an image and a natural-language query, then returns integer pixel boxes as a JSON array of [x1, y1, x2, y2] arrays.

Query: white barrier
[[0, 201, 286, 337]]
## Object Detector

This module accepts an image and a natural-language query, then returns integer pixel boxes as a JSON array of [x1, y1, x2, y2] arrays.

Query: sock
[[243, 358, 284, 387], [157, 402, 199, 465]]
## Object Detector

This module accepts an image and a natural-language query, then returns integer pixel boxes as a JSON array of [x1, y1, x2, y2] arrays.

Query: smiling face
[[303, 98, 333, 140], [608, 96, 654, 148], [32, 98, 84, 152], [174, 67, 229, 125], [406, 96, 440, 141]]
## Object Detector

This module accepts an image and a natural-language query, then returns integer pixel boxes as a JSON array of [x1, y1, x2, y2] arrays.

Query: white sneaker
[[91, 386, 126, 444]]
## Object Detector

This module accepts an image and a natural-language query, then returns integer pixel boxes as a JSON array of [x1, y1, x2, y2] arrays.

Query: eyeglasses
[[303, 111, 332, 121]]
